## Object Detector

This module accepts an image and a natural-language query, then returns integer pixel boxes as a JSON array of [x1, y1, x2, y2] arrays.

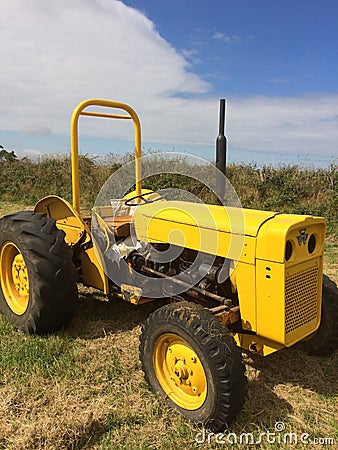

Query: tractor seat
[[103, 215, 133, 237]]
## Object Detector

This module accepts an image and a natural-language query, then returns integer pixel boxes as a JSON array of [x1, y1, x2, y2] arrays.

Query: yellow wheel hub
[[0, 242, 29, 315], [153, 333, 207, 410]]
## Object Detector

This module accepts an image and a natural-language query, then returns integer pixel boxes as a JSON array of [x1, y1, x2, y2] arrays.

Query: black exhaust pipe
[[216, 98, 227, 204]]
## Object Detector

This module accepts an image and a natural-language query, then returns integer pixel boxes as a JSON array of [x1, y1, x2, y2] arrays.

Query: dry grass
[[0, 203, 34, 217], [0, 202, 337, 449], [0, 290, 337, 450], [324, 236, 338, 285]]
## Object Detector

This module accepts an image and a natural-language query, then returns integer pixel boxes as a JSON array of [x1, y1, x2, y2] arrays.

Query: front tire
[[0, 211, 77, 334], [139, 301, 247, 431]]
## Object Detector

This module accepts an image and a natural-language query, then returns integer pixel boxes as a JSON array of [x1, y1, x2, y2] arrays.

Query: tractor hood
[[133, 201, 277, 263]]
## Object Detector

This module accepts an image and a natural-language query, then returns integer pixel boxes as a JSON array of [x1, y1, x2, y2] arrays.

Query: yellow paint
[[35, 196, 88, 247], [255, 215, 325, 346], [232, 262, 257, 331], [79, 246, 108, 293], [135, 201, 276, 236], [0, 242, 29, 315], [234, 333, 284, 356], [70, 99, 142, 213], [35, 195, 109, 294], [31, 99, 327, 355], [134, 201, 272, 264], [256, 214, 326, 263], [153, 333, 207, 410], [120, 284, 143, 304], [135, 200, 326, 349], [255, 257, 323, 346]]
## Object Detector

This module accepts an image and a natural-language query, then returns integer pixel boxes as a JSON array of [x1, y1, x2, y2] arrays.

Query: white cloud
[[0, 0, 209, 133], [15, 148, 44, 159], [227, 94, 338, 156], [0, 0, 337, 160], [212, 32, 242, 44]]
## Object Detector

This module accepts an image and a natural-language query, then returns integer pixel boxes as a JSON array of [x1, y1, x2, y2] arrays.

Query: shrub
[[0, 154, 336, 236]]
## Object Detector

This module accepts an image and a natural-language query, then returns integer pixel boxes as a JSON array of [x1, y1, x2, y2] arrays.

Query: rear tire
[[0, 211, 77, 334], [139, 301, 247, 431], [298, 275, 338, 356]]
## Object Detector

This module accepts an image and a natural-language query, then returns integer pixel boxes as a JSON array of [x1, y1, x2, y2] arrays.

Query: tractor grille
[[285, 264, 319, 335]]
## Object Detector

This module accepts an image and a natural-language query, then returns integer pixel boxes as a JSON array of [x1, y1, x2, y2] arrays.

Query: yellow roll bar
[[70, 98, 142, 213]]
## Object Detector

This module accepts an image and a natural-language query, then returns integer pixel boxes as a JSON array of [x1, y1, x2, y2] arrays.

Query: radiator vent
[[285, 264, 319, 334]]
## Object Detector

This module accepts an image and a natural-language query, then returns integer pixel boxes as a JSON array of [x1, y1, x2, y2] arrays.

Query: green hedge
[[0, 154, 336, 236]]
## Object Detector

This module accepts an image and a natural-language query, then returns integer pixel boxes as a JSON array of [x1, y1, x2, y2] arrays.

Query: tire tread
[[139, 301, 247, 431], [0, 210, 77, 334]]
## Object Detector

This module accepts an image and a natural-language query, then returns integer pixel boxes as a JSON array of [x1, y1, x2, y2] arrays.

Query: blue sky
[[0, 0, 337, 166], [124, 0, 338, 96]]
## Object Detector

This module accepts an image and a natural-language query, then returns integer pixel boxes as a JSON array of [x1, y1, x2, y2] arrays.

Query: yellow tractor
[[0, 99, 337, 431]]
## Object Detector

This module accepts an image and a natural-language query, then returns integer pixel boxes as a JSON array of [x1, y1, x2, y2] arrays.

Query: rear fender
[[35, 196, 109, 293]]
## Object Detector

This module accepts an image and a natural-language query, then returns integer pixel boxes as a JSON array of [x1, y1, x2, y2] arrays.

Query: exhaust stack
[[216, 99, 227, 204]]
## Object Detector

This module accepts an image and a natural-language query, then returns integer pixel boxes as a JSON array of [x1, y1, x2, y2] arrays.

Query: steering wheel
[[124, 191, 164, 206]]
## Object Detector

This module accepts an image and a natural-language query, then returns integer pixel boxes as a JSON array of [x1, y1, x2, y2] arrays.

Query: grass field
[[0, 196, 337, 449]]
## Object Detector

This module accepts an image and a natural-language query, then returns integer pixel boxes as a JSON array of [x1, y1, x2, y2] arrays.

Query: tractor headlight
[[308, 234, 316, 254], [285, 240, 293, 261]]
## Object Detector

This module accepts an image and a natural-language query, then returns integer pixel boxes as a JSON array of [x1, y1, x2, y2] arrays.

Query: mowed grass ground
[[0, 202, 337, 450]]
